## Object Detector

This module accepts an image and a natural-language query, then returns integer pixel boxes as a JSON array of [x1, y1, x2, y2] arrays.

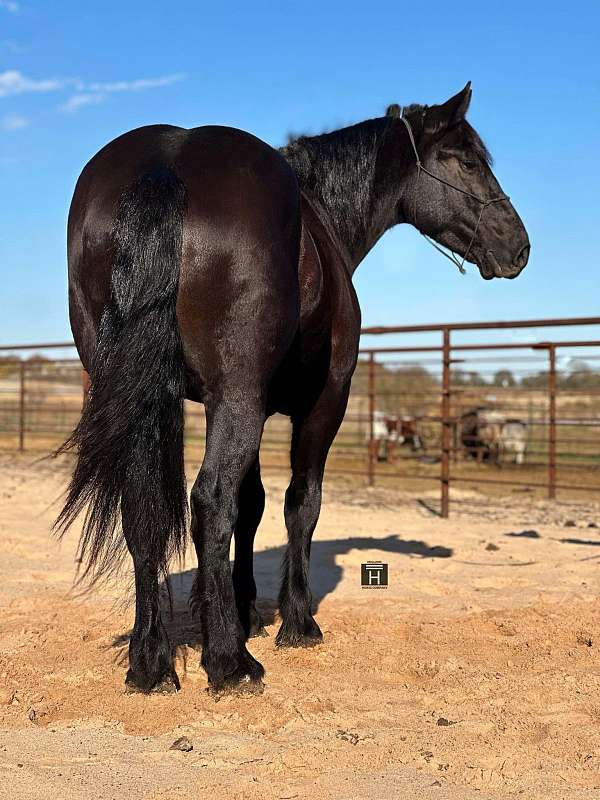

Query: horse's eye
[[462, 160, 477, 171]]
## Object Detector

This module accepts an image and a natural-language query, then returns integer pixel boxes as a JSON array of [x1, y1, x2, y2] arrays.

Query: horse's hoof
[[125, 671, 180, 695], [276, 633, 323, 648], [248, 621, 269, 639], [275, 619, 323, 648], [150, 674, 180, 694], [245, 606, 269, 639], [207, 673, 265, 697], [203, 646, 265, 696]]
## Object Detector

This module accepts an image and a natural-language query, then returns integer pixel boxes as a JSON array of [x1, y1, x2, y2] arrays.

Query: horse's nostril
[[514, 244, 530, 269]]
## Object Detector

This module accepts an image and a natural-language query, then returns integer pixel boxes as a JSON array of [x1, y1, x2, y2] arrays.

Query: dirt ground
[[1, 452, 600, 799]]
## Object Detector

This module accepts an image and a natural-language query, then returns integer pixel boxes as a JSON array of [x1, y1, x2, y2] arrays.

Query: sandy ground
[[1, 452, 600, 799]]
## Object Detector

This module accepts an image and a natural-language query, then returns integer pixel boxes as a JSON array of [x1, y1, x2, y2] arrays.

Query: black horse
[[56, 83, 529, 694]]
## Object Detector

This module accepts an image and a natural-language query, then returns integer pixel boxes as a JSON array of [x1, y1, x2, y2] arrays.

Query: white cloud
[[0, 69, 185, 115], [59, 92, 105, 113], [59, 73, 185, 113], [87, 73, 184, 93], [0, 112, 28, 130], [0, 70, 68, 98], [0, 0, 20, 12]]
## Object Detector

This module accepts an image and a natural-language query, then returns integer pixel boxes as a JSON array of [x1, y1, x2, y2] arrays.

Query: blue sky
[[1, 0, 598, 348]]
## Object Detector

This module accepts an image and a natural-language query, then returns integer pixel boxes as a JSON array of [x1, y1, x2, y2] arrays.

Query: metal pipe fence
[[2, 316, 600, 516]]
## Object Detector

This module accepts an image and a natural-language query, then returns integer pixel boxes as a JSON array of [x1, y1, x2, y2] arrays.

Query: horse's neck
[[312, 193, 401, 274], [283, 118, 403, 272]]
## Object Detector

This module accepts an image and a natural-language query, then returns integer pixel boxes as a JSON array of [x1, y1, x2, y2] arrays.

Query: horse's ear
[[386, 103, 401, 118], [423, 82, 472, 136]]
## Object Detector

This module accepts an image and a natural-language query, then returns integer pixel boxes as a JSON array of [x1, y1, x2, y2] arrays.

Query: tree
[[451, 369, 487, 387], [493, 369, 516, 388], [521, 371, 548, 388]]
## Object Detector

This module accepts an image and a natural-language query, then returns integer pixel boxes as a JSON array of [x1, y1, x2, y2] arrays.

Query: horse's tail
[[55, 165, 189, 585]]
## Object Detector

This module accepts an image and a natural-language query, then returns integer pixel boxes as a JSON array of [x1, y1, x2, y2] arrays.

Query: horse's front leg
[[276, 380, 350, 648]]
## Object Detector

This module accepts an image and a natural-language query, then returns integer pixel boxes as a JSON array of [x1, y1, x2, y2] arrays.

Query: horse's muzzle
[[481, 244, 529, 280]]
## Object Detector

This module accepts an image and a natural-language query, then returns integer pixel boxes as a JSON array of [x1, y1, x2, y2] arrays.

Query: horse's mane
[[281, 116, 393, 256]]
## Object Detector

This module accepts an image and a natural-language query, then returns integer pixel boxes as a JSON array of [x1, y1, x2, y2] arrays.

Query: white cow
[[370, 411, 402, 461], [499, 420, 527, 465]]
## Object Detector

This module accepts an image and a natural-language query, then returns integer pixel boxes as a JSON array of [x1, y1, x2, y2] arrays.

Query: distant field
[[1, 359, 600, 506]]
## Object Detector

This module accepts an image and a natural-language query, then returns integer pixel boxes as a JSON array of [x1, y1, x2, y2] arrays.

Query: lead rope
[[398, 110, 509, 275]]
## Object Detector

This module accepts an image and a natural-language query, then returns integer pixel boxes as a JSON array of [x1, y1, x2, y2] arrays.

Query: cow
[[460, 407, 527, 465], [370, 412, 424, 462], [499, 419, 527, 465]]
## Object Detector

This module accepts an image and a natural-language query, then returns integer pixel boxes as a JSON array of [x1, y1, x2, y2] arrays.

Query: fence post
[[548, 344, 557, 500], [367, 352, 376, 487], [18, 360, 25, 452], [440, 328, 451, 517]]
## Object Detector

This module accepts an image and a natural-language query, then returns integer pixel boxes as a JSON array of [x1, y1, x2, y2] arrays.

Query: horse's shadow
[[112, 534, 452, 655]]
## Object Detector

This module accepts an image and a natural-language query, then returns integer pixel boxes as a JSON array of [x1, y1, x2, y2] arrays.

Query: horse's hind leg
[[190, 399, 266, 693], [233, 457, 267, 638], [276, 380, 350, 648], [122, 487, 178, 694]]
